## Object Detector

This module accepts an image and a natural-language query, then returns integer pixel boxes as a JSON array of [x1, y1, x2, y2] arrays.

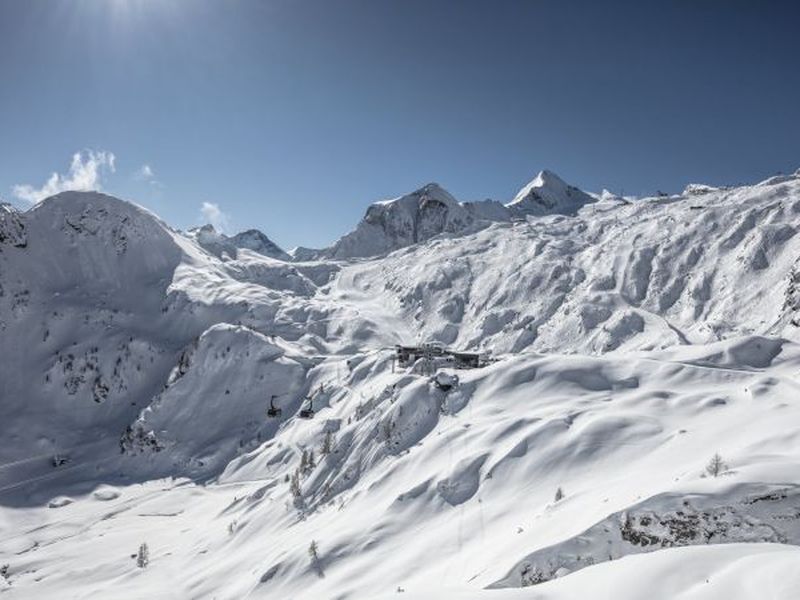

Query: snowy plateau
[[2, 169, 800, 599]]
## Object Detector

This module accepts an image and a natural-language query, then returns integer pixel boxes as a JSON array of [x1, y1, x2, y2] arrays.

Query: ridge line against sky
[[1, 0, 799, 248]]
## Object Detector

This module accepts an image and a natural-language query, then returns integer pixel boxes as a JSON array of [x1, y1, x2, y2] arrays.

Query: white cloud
[[137, 164, 154, 180], [200, 201, 230, 232], [12, 150, 116, 204], [133, 163, 164, 189]]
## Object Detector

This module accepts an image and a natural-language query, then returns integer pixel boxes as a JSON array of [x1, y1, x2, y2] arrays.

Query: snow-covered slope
[[186, 224, 291, 261], [325, 171, 800, 355], [507, 169, 596, 216], [2, 170, 800, 599]]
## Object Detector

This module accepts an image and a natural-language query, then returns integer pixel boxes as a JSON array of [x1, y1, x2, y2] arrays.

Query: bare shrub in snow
[[705, 452, 726, 477], [136, 543, 149, 568]]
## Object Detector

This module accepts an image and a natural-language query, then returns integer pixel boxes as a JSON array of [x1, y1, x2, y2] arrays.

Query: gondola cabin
[[267, 395, 282, 418]]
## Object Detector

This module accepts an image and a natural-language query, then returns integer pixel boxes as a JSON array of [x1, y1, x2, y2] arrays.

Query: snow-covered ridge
[[327, 170, 596, 258], [507, 168, 596, 216], [328, 182, 478, 258], [1, 169, 800, 598], [185, 223, 291, 261]]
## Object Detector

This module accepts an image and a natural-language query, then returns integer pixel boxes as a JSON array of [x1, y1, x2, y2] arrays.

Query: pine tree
[[290, 469, 302, 498], [300, 450, 308, 472], [308, 449, 316, 470], [321, 431, 333, 455], [308, 539, 322, 576], [308, 540, 318, 562], [136, 543, 149, 568]]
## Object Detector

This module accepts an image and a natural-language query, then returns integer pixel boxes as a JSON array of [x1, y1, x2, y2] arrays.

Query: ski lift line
[[0, 452, 121, 497], [0, 438, 112, 472]]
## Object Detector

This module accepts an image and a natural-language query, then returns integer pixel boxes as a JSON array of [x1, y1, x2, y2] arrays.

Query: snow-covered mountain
[[507, 169, 596, 216], [326, 170, 598, 259], [2, 171, 800, 599], [328, 183, 480, 259], [186, 223, 291, 261]]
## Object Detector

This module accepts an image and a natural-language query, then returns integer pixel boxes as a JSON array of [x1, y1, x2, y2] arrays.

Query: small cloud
[[200, 201, 230, 232], [137, 164, 155, 180], [134, 163, 163, 188], [12, 150, 116, 204]]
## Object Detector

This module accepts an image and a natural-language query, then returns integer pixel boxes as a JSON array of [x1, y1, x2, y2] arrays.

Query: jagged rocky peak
[[329, 182, 476, 259], [507, 169, 595, 216], [187, 224, 290, 261], [0, 202, 27, 248], [290, 246, 322, 262], [229, 229, 289, 259]]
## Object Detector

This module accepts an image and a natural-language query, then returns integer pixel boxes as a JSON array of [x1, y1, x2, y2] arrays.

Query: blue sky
[[1, 0, 799, 249]]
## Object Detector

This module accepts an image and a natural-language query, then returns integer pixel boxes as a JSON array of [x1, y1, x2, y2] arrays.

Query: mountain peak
[[186, 225, 290, 261], [507, 169, 595, 216], [329, 183, 473, 258]]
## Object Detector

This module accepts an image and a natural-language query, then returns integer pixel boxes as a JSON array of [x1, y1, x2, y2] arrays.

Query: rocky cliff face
[[0, 203, 27, 249], [329, 183, 478, 259]]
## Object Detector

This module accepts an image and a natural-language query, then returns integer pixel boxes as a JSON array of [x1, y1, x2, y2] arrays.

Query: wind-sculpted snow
[[340, 172, 800, 355], [2, 171, 800, 598], [4, 335, 800, 597]]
